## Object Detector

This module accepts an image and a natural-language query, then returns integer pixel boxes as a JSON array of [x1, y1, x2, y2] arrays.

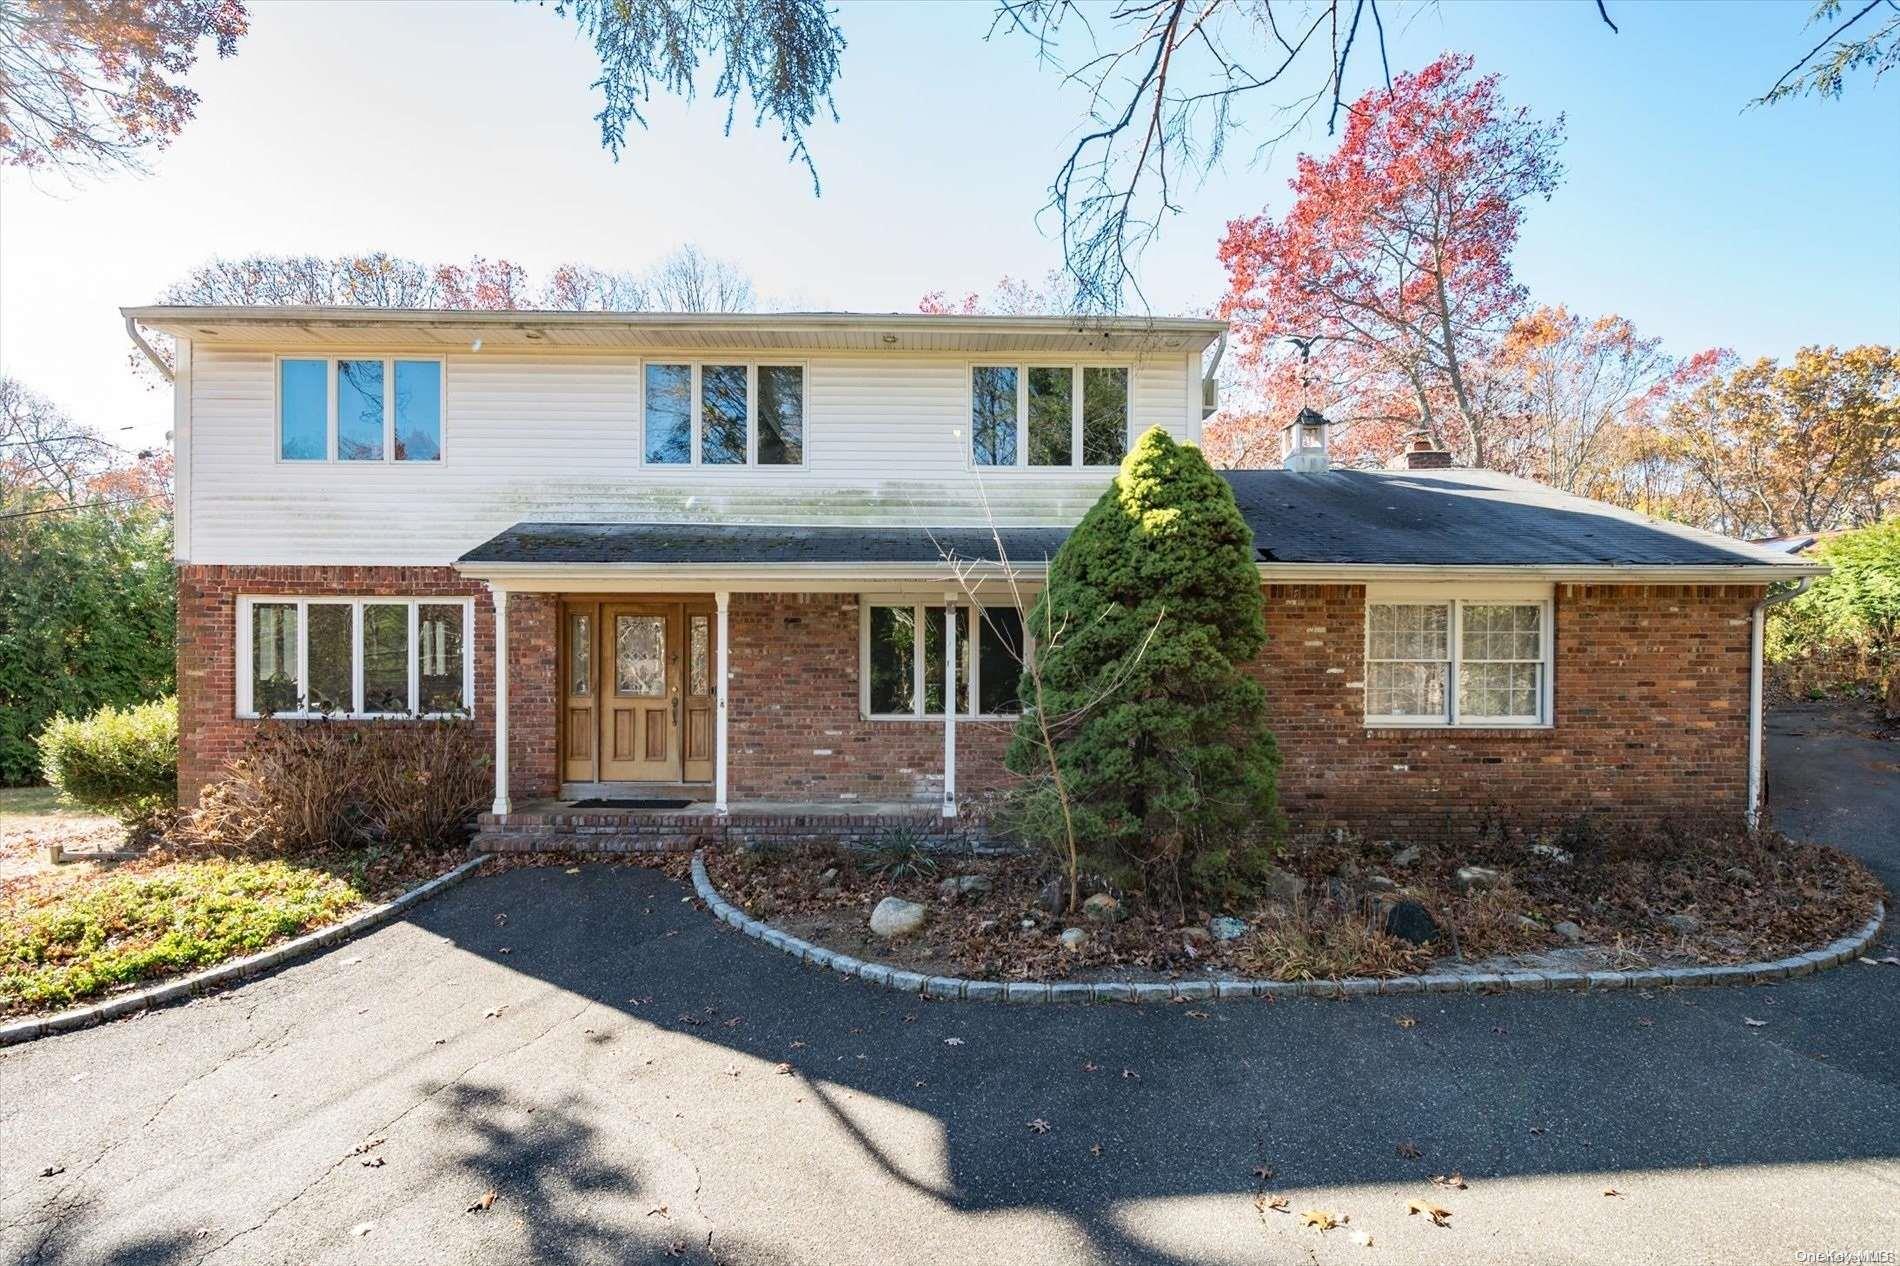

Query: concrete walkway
[[1, 706, 1895, 1265]]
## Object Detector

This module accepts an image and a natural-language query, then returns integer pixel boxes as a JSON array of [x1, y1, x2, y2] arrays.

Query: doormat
[[567, 798, 696, 811]]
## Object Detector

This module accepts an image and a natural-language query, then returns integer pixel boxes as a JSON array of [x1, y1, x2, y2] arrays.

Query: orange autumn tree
[[1217, 53, 1563, 470], [0, 0, 248, 173]]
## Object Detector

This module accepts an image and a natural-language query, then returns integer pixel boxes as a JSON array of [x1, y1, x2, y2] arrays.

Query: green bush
[[1767, 519, 1900, 688], [0, 498, 175, 784], [1004, 427, 1281, 906], [36, 696, 178, 825]]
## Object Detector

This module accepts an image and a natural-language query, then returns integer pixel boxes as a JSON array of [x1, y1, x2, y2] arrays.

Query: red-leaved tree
[[1218, 53, 1564, 469]]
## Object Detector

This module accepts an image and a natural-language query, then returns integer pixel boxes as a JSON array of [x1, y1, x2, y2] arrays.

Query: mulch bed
[[702, 827, 1884, 985]]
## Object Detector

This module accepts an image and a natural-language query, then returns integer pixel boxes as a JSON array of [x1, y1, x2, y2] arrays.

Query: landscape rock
[[818, 867, 839, 885], [1365, 874, 1398, 892], [1059, 927, 1089, 951], [936, 874, 992, 903], [1082, 893, 1123, 923], [1454, 865, 1502, 893], [1390, 845, 1422, 869], [1209, 916, 1248, 942], [1527, 842, 1573, 866], [1384, 900, 1440, 945], [1262, 868, 1304, 905], [869, 897, 928, 940], [1552, 920, 1585, 945]]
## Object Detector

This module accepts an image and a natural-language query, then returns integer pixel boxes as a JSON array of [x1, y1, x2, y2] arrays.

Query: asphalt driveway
[[2, 706, 1896, 1265]]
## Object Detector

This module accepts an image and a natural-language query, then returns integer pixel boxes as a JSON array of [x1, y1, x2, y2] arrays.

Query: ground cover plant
[[703, 821, 1882, 986]]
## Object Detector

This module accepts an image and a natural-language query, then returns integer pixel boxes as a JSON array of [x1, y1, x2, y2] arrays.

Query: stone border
[[690, 851, 1886, 1004], [0, 854, 491, 1047]]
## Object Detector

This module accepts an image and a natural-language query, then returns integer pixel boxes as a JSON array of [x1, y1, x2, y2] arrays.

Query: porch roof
[[458, 522, 1071, 568]]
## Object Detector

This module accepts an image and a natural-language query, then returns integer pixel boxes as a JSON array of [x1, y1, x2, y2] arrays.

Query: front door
[[601, 603, 680, 782]]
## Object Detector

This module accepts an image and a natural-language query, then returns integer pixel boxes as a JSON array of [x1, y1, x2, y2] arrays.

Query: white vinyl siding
[[185, 348, 1195, 565]]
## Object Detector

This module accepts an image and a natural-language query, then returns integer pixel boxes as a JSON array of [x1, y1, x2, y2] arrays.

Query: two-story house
[[124, 306, 1816, 847]]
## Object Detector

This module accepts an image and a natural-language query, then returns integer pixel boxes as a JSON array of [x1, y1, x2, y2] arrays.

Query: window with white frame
[[278, 358, 442, 462], [1364, 594, 1551, 726], [239, 597, 473, 718], [643, 362, 804, 466], [862, 601, 1028, 718], [971, 364, 1130, 468]]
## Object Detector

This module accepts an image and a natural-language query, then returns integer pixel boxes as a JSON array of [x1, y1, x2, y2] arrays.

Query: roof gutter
[[123, 315, 173, 383], [1748, 577, 1814, 831]]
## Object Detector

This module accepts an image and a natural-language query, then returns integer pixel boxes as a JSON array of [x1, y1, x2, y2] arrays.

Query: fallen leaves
[[1430, 1172, 1467, 1190], [943, 1037, 964, 1046], [1406, 1199, 1452, 1227], [1744, 1017, 1769, 1027], [1263, 1195, 1290, 1212], [1121, 1067, 1141, 1081], [360, 1156, 385, 1169], [482, 1006, 506, 1020], [466, 1190, 498, 1214], [1300, 1210, 1344, 1231], [37, 1165, 64, 1179], [1350, 1229, 1375, 1248], [1027, 1118, 1051, 1134], [1395, 1141, 1423, 1160], [775, 1062, 795, 1076], [351, 1221, 375, 1237], [1395, 1014, 1418, 1029], [1603, 1187, 1624, 1197]]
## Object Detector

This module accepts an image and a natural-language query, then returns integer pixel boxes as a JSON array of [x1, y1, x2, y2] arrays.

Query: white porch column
[[943, 596, 958, 819], [490, 586, 510, 816], [715, 591, 730, 813]]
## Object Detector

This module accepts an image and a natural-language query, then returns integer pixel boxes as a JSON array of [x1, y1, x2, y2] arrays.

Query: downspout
[[1747, 577, 1812, 831], [124, 316, 173, 383]]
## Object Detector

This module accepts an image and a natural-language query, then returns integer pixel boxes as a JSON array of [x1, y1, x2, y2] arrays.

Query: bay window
[[862, 600, 1028, 719], [238, 597, 473, 718], [1364, 592, 1551, 727]]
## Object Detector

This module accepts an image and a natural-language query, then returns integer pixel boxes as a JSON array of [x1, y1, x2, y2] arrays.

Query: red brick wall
[[179, 571, 1762, 836], [726, 592, 1013, 805], [175, 566, 557, 805], [1250, 582, 1761, 837]]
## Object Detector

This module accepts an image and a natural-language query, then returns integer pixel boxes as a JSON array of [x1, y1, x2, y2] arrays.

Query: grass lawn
[[1, 846, 468, 1019]]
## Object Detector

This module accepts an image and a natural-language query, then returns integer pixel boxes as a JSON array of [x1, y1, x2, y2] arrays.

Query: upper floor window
[[971, 364, 1130, 468], [644, 362, 804, 467], [278, 358, 442, 463], [1364, 594, 1551, 727], [239, 596, 472, 719]]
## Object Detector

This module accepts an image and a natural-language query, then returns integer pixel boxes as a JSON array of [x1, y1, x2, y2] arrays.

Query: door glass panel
[[689, 615, 710, 695], [569, 613, 591, 696], [615, 615, 666, 696]]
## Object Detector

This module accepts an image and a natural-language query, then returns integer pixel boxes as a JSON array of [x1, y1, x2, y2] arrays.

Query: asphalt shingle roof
[[457, 469, 1798, 570]]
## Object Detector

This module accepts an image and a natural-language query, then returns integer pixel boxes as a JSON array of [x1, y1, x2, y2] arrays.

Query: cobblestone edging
[[0, 855, 492, 1047], [690, 851, 1887, 1004]]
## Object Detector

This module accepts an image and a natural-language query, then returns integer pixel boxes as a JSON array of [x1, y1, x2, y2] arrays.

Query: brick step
[[471, 830, 700, 855]]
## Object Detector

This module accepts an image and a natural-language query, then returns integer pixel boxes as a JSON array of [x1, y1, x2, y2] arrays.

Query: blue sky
[[1, 0, 1894, 450]]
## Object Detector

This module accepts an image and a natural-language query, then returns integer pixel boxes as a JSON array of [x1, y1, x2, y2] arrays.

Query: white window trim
[[235, 596, 475, 720], [858, 597, 1031, 721], [1362, 585, 1554, 729], [967, 362, 1134, 471], [638, 359, 809, 470], [273, 355, 447, 465]]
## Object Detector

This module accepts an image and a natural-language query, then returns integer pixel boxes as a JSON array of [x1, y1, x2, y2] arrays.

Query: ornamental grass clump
[[1004, 427, 1282, 911]]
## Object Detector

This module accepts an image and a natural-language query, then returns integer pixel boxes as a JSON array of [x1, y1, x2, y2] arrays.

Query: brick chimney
[[1400, 430, 1453, 470]]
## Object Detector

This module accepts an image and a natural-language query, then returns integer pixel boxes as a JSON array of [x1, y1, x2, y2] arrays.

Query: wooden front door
[[601, 603, 680, 782]]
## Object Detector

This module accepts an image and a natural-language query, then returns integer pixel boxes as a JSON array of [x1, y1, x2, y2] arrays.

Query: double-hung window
[[1364, 590, 1552, 727], [238, 597, 473, 718], [971, 364, 1130, 468], [278, 357, 443, 462], [643, 362, 805, 467], [862, 601, 1029, 719]]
